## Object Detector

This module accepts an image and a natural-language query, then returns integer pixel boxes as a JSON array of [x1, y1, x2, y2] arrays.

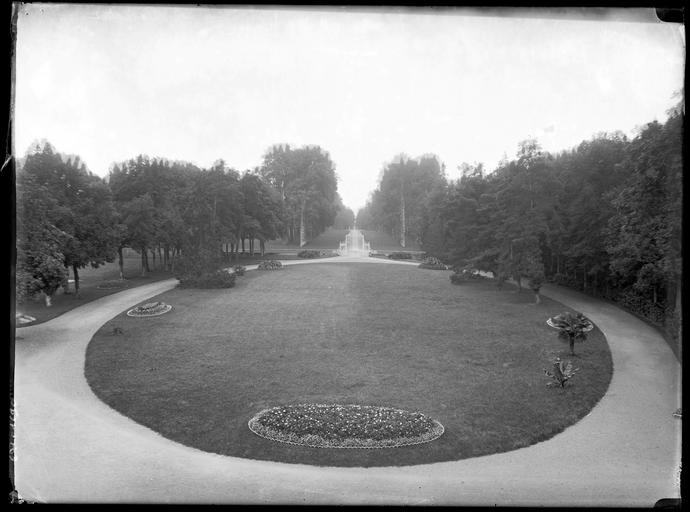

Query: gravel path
[[13, 257, 681, 505]]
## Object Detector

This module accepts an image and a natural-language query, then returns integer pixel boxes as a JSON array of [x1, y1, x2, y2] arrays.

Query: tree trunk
[[241, 237, 245, 253], [569, 337, 575, 356], [63, 265, 71, 294], [72, 263, 80, 298], [534, 291, 541, 304], [151, 248, 156, 270], [300, 200, 307, 247], [44, 293, 52, 307], [260, 239, 265, 256], [400, 186, 406, 248], [118, 247, 125, 279], [141, 248, 147, 277]]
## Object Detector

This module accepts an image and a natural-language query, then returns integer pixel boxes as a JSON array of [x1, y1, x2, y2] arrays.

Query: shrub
[[257, 259, 283, 270], [546, 311, 594, 355], [450, 268, 483, 284], [174, 248, 220, 280], [418, 256, 447, 270], [388, 252, 412, 260], [298, 250, 321, 259], [178, 270, 236, 289], [543, 357, 580, 387], [233, 265, 246, 276]]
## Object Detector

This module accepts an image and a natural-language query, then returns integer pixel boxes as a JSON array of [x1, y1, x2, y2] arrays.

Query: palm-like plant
[[546, 311, 594, 355], [544, 357, 580, 387]]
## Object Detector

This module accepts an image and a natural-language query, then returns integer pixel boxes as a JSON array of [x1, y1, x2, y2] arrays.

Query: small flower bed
[[248, 403, 444, 448], [126, 301, 172, 317], [418, 256, 447, 270], [257, 259, 283, 270]]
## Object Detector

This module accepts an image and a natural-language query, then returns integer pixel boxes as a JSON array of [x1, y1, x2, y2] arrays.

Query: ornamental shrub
[[450, 268, 483, 284], [297, 250, 321, 259], [543, 357, 580, 387], [233, 265, 246, 276], [178, 270, 236, 289], [388, 252, 412, 260], [174, 248, 220, 280], [418, 256, 447, 270], [257, 259, 283, 270], [546, 311, 594, 355]]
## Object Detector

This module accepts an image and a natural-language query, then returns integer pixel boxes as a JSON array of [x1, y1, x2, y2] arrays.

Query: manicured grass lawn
[[15, 257, 172, 327], [85, 263, 612, 467]]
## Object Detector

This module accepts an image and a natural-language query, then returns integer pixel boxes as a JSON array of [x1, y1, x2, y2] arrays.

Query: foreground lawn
[[85, 263, 612, 467]]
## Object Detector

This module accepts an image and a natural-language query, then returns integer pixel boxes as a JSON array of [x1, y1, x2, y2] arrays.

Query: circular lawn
[[85, 262, 612, 467]]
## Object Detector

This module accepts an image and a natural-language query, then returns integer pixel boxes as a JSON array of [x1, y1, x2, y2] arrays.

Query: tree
[[16, 144, 69, 306], [260, 144, 339, 246]]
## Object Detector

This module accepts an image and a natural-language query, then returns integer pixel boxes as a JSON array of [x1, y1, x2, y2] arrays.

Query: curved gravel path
[[13, 256, 681, 505]]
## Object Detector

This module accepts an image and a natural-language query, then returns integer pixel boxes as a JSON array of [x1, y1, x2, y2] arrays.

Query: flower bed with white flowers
[[126, 301, 172, 317], [248, 403, 444, 448]]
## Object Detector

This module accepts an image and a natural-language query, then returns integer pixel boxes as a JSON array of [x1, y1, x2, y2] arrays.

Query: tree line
[[16, 141, 341, 305], [357, 105, 682, 342]]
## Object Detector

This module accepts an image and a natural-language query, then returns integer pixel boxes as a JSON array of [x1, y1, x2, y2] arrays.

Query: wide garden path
[[13, 256, 681, 505]]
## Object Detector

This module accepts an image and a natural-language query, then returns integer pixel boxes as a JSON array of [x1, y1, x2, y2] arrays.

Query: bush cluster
[[297, 250, 321, 259], [418, 256, 447, 270], [388, 252, 413, 260], [178, 270, 236, 289], [257, 259, 283, 270], [233, 265, 246, 276]]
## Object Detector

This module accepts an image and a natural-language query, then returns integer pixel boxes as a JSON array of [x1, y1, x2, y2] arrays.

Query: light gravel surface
[[13, 256, 681, 505]]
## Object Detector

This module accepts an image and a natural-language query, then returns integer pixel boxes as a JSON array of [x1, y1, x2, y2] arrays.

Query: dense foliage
[[16, 140, 344, 305], [359, 106, 683, 342]]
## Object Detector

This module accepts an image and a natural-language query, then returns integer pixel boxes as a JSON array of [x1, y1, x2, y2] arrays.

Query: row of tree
[[357, 105, 683, 342], [16, 142, 342, 305]]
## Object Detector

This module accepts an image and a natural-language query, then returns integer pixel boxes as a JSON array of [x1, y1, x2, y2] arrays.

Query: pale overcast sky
[[14, 5, 685, 212]]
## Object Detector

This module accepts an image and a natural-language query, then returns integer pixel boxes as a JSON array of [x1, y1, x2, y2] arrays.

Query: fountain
[[338, 228, 371, 257]]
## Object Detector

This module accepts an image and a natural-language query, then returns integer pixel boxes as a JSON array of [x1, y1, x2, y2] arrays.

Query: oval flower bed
[[248, 404, 444, 449], [126, 301, 172, 317]]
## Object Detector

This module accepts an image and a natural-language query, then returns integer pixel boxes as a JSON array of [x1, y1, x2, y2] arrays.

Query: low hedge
[[418, 256, 447, 270], [388, 252, 413, 260], [297, 250, 321, 259], [178, 270, 236, 289]]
